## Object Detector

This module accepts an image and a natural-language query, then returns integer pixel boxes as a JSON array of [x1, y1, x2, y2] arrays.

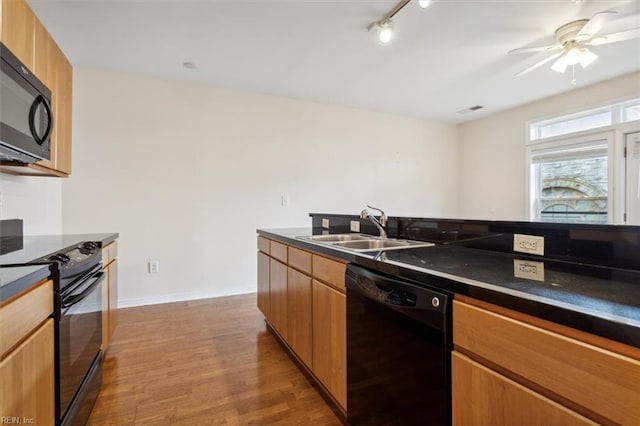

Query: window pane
[[538, 112, 611, 139], [537, 156, 608, 224], [624, 104, 640, 122]]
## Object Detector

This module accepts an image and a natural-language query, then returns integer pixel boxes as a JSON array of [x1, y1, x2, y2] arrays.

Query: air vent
[[457, 105, 484, 115]]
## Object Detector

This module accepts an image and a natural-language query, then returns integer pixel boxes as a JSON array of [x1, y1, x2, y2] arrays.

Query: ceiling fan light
[[418, 0, 432, 8], [551, 56, 568, 73], [565, 47, 582, 65], [579, 48, 598, 68]]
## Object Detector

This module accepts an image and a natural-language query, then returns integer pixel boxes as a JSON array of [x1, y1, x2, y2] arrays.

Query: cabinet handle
[[28, 95, 54, 146]]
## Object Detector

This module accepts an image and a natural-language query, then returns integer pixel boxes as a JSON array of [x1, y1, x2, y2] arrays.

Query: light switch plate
[[350, 221, 361, 232], [513, 234, 544, 256], [513, 260, 545, 282], [322, 218, 330, 229]]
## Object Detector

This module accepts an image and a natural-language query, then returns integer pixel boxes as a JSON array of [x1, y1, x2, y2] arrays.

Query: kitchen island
[[257, 226, 640, 425]]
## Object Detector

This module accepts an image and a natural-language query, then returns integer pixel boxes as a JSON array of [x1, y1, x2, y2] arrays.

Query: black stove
[[32, 242, 101, 290]]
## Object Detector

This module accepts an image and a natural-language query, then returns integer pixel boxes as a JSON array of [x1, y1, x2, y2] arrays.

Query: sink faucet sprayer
[[360, 205, 387, 238]]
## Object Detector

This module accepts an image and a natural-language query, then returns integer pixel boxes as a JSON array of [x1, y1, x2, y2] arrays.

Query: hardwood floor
[[88, 294, 343, 425]]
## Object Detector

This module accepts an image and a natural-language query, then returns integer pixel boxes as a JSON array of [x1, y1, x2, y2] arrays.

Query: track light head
[[368, 18, 395, 44], [377, 19, 394, 43]]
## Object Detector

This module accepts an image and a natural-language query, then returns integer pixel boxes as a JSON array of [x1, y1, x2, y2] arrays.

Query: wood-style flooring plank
[[88, 294, 342, 425]]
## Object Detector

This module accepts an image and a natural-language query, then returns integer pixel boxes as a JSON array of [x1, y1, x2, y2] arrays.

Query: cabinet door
[[108, 259, 118, 340], [1, 0, 35, 70], [257, 251, 270, 319], [32, 19, 57, 171], [101, 263, 110, 351], [287, 267, 312, 367], [53, 52, 72, 174], [0, 319, 55, 426], [452, 351, 597, 426], [101, 258, 119, 351], [312, 280, 346, 409], [269, 258, 287, 340]]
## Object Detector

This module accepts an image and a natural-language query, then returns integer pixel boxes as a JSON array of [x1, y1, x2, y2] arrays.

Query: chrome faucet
[[360, 205, 387, 238]]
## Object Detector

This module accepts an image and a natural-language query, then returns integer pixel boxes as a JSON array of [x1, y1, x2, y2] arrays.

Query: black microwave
[[0, 42, 53, 163]]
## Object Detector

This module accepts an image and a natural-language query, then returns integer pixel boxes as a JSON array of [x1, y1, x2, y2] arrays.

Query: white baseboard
[[117, 289, 255, 308]]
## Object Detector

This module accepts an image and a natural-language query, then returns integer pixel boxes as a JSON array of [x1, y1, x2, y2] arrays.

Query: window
[[527, 133, 613, 224], [529, 98, 640, 141]]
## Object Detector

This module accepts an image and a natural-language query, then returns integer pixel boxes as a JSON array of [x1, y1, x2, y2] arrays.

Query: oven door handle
[[61, 271, 105, 309]]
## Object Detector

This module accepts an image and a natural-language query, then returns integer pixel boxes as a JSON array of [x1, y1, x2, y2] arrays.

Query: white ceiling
[[28, 0, 640, 123]]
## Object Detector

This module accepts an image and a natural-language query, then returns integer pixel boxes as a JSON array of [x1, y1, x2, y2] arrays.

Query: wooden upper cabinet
[[53, 52, 72, 174], [32, 18, 56, 171], [1, 0, 35, 71], [0, 0, 72, 177]]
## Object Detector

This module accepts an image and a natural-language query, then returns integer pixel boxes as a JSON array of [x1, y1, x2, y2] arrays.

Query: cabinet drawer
[[270, 241, 287, 263], [257, 236, 270, 254], [0, 279, 53, 359], [452, 351, 596, 426], [312, 255, 346, 292], [288, 246, 311, 274], [453, 300, 640, 424]]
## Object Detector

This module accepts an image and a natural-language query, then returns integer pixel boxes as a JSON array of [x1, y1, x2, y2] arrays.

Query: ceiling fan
[[510, 10, 640, 77]]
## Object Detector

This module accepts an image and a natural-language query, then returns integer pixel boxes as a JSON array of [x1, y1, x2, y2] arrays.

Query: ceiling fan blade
[[515, 52, 564, 77], [508, 44, 562, 54], [576, 11, 618, 40], [587, 28, 640, 45]]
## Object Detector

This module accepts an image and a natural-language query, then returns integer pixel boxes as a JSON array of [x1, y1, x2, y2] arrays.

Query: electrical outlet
[[513, 234, 545, 256], [350, 221, 361, 232], [322, 218, 330, 229], [280, 194, 289, 207], [513, 259, 545, 282], [148, 260, 160, 274]]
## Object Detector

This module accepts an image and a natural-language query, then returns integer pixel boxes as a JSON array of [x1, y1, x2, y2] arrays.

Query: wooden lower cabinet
[[312, 279, 347, 410], [257, 236, 348, 411], [0, 319, 55, 426], [101, 242, 119, 351], [257, 251, 270, 318], [269, 258, 288, 340], [452, 351, 596, 426], [453, 298, 640, 425], [287, 267, 312, 367]]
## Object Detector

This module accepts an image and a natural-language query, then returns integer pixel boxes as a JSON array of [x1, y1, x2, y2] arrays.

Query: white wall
[[458, 72, 640, 220], [62, 68, 459, 307], [0, 174, 62, 235]]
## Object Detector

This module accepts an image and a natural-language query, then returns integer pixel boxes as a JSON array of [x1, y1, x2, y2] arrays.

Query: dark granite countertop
[[0, 233, 118, 303], [0, 264, 51, 302], [258, 228, 640, 348]]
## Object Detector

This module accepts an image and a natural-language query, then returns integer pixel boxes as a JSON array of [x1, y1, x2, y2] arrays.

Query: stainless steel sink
[[297, 234, 434, 252], [333, 238, 434, 252], [302, 234, 372, 242]]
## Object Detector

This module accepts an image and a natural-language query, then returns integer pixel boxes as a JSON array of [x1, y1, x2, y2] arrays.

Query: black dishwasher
[[346, 264, 451, 426]]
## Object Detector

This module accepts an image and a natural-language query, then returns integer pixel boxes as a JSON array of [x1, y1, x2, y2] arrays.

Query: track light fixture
[[368, 0, 433, 44], [370, 18, 394, 44]]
